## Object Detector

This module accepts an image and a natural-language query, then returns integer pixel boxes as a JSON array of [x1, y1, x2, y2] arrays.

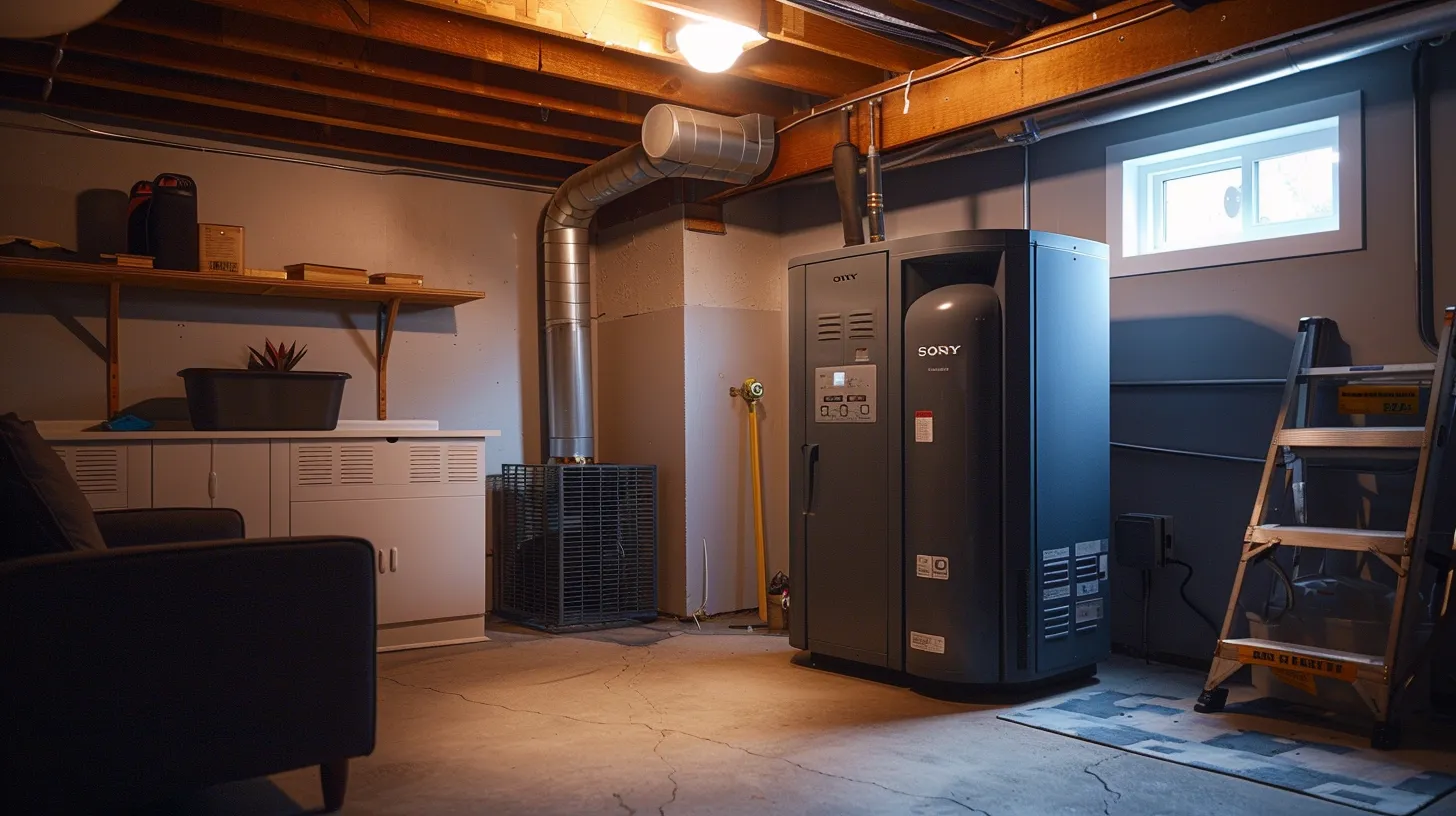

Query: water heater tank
[[903, 284, 1003, 682]]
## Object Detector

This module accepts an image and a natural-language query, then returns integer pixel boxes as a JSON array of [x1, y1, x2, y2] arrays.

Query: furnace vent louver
[[847, 309, 876, 339], [1042, 554, 1071, 641], [500, 464, 658, 630], [816, 313, 843, 341]]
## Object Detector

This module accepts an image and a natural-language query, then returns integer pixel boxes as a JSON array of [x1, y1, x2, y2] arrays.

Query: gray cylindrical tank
[[903, 284, 1002, 682]]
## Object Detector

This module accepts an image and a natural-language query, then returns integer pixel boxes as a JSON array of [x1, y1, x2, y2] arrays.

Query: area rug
[[998, 690, 1456, 815]]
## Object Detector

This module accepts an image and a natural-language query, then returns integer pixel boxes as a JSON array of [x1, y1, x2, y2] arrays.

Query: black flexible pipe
[[832, 108, 865, 247], [1166, 559, 1222, 634], [1414, 43, 1440, 354]]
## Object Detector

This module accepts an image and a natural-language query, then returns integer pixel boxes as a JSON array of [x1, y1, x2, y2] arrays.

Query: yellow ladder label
[[1272, 668, 1319, 695], [1237, 645, 1357, 681], [1338, 385, 1420, 415]]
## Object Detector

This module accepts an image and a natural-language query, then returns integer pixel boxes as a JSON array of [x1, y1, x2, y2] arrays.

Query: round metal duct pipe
[[541, 105, 775, 462]]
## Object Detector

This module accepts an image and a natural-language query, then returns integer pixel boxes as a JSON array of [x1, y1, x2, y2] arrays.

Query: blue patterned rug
[[999, 690, 1456, 815]]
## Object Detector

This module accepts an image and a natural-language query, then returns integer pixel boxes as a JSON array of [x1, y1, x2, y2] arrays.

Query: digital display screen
[[833, 372, 846, 387]]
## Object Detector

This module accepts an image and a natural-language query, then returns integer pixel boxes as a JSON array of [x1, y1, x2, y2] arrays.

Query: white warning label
[[1076, 599, 1104, 623], [914, 410, 933, 442], [916, 554, 950, 580], [910, 631, 946, 654], [1075, 539, 1108, 557], [1043, 585, 1070, 601], [1077, 580, 1100, 597], [1044, 547, 1070, 561]]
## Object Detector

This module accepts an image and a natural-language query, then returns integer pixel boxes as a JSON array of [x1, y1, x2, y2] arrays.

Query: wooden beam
[[402, 0, 887, 96], [765, 3, 942, 73], [107, 282, 119, 418], [192, 0, 809, 116], [106, 0, 650, 128], [759, 0, 1412, 188], [811, 0, 1003, 47], [0, 72, 580, 182], [0, 41, 611, 165], [67, 26, 633, 149]]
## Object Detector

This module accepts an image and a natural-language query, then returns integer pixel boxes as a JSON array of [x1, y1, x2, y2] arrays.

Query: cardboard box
[[199, 224, 245, 275]]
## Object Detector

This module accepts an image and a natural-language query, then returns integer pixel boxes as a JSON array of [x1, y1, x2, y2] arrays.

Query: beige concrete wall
[[0, 111, 545, 466]]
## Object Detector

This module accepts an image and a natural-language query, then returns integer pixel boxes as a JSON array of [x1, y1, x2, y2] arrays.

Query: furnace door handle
[[802, 443, 820, 515]]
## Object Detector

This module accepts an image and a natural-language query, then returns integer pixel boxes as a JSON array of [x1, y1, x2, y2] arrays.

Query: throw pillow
[[0, 413, 106, 558]]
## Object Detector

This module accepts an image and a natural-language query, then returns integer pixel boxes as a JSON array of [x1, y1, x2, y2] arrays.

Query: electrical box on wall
[[1114, 513, 1174, 569]]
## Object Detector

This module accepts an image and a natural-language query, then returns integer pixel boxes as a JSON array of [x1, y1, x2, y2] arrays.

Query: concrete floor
[[161, 618, 1456, 815]]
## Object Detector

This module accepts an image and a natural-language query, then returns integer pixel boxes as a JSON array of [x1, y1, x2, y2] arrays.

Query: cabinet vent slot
[[339, 445, 375, 485], [447, 445, 480, 483], [297, 445, 335, 486], [815, 313, 843, 341], [410, 446, 444, 483], [71, 447, 121, 494], [847, 310, 875, 339]]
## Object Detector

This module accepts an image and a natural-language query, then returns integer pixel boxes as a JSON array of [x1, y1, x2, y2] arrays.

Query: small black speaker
[[126, 174, 198, 270]]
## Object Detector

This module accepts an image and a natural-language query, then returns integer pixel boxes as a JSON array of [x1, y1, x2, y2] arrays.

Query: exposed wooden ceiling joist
[[0, 73, 579, 182], [105, 0, 654, 128], [192, 0, 811, 116], [0, 40, 614, 165], [757, 0, 1415, 189]]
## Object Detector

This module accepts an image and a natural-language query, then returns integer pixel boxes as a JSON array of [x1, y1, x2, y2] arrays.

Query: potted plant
[[178, 340, 351, 431]]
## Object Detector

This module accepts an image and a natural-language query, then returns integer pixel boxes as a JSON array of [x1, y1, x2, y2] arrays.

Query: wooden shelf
[[1, 256, 485, 420], [0, 257, 484, 306]]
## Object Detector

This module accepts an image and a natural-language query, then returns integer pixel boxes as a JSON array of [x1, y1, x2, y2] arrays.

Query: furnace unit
[[789, 230, 1110, 684]]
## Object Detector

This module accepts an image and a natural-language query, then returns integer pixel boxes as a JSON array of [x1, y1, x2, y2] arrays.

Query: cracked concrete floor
[[162, 619, 1456, 816]]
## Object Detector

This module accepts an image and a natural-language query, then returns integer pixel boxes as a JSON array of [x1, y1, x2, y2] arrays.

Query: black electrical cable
[[1165, 558, 1221, 635]]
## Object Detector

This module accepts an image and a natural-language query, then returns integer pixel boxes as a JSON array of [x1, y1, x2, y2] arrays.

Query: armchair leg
[[321, 758, 349, 813]]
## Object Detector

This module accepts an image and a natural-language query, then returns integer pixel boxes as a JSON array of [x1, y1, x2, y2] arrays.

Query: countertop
[[37, 420, 501, 442]]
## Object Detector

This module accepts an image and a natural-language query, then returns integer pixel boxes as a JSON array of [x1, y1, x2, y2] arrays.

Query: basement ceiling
[[0, 0, 1129, 186]]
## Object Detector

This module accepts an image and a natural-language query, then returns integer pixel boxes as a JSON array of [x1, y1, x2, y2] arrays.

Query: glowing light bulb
[[675, 20, 759, 73], [937, 302, 953, 310]]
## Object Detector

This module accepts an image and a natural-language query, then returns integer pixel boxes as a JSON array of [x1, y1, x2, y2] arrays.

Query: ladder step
[[1301, 363, 1435, 379], [1250, 525, 1408, 555], [1218, 638, 1387, 683], [1275, 427, 1426, 448]]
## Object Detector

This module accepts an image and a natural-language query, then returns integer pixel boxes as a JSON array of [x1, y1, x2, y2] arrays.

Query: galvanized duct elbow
[[541, 105, 775, 462]]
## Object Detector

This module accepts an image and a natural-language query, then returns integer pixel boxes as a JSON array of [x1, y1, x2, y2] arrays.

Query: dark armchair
[[0, 507, 378, 814]]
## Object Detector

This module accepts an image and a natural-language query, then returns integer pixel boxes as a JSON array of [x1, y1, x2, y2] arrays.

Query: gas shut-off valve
[[729, 378, 765, 404]]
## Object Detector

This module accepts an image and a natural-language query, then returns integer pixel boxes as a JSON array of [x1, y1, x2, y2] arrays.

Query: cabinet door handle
[[377, 550, 386, 575], [208, 471, 218, 501], [390, 547, 398, 572]]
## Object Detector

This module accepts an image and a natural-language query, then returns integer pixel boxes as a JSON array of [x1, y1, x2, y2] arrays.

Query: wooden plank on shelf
[[0, 258, 484, 307]]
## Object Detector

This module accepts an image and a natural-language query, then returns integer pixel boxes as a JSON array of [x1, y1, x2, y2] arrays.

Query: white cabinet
[[291, 497, 486, 626], [153, 441, 270, 538], [46, 430, 491, 652]]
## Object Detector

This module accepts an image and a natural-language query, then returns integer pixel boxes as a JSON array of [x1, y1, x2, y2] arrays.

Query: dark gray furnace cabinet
[[788, 230, 1111, 684]]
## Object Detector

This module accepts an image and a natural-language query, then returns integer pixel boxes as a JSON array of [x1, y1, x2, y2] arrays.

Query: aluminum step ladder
[[1195, 308, 1456, 749]]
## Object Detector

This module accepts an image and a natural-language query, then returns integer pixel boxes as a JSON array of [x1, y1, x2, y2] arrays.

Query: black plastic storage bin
[[179, 369, 350, 431]]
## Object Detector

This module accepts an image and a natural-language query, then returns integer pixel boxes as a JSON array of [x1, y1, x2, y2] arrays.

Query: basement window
[[1106, 91, 1363, 277]]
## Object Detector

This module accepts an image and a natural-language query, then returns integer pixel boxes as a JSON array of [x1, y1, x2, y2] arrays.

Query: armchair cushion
[[0, 413, 105, 559], [95, 508, 245, 548]]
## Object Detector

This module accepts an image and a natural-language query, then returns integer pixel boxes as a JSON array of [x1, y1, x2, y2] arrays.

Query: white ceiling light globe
[[0, 0, 122, 37], [675, 20, 758, 73]]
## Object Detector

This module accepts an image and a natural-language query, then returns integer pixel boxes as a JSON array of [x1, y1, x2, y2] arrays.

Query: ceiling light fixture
[[669, 19, 763, 73]]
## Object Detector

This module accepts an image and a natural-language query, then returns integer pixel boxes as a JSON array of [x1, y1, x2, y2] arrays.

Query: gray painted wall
[[0, 111, 544, 468], [777, 45, 1456, 661]]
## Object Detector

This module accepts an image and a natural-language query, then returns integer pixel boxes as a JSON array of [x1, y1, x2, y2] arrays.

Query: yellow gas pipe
[[731, 378, 769, 623]]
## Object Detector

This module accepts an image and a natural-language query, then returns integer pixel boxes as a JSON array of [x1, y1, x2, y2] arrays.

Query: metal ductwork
[[541, 105, 775, 462], [890, 0, 1456, 170]]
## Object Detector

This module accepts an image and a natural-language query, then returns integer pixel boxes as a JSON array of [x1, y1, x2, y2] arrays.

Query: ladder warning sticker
[[1338, 385, 1419, 415], [1236, 644, 1357, 681], [910, 631, 946, 654], [1273, 669, 1319, 695], [915, 554, 950, 580], [914, 411, 933, 442]]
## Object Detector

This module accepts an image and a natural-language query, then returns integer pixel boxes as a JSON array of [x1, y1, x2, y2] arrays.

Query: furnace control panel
[[814, 365, 877, 423]]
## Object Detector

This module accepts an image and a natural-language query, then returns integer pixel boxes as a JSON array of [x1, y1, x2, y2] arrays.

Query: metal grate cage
[[499, 464, 658, 629]]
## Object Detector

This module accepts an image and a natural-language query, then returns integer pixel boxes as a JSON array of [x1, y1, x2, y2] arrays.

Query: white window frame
[[1106, 91, 1363, 278]]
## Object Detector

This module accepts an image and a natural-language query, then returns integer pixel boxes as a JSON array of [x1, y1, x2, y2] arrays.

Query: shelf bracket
[[107, 281, 120, 418], [377, 297, 400, 420]]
